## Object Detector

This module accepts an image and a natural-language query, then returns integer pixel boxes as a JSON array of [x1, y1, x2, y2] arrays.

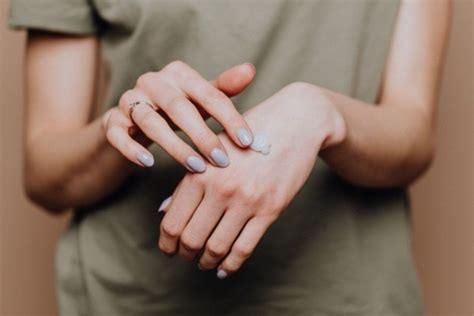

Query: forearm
[[24, 117, 135, 213], [318, 86, 434, 187]]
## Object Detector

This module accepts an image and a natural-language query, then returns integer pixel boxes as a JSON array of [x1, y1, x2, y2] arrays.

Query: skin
[[159, 0, 452, 277], [23, 0, 450, 277], [104, 61, 256, 171], [23, 32, 255, 212]]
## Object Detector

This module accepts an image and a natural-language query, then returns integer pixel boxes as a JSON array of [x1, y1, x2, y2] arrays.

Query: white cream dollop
[[250, 133, 271, 155]]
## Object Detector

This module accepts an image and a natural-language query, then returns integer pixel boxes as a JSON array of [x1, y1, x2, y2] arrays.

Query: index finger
[[172, 63, 254, 148]]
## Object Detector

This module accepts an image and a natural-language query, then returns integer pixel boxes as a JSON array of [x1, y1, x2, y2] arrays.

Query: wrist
[[307, 85, 347, 150], [241, 82, 346, 156], [272, 82, 347, 151]]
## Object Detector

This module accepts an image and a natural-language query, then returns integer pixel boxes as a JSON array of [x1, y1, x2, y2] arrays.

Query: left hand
[[158, 82, 346, 278]]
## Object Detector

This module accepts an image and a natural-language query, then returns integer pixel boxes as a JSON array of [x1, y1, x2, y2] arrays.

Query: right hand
[[102, 61, 256, 172]]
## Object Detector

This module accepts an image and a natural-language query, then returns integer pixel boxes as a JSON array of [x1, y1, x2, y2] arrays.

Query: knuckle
[[233, 243, 253, 259], [158, 243, 175, 256], [109, 108, 122, 122], [238, 185, 261, 204], [198, 261, 215, 270], [216, 182, 237, 198], [119, 89, 136, 107], [163, 60, 189, 74], [169, 60, 188, 69], [285, 81, 313, 94], [161, 221, 181, 239], [206, 241, 227, 258], [135, 72, 151, 87], [223, 258, 242, 273], [136, 72, 158, 89], [180, 233, 201, 252]]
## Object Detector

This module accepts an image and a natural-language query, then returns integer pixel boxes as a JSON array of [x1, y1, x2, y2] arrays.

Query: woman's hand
[[158, 82, 347, 278], [102, 61, 256, 172]]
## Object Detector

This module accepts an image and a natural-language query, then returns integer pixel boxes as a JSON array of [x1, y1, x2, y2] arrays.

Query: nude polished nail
[[217, 269, 228, 279], [237, 128, 253, 146], [186, 156, 206, 173], [211, 148, 230, 167], [157, 196, 172, 213], [137, 151, 154, 167]]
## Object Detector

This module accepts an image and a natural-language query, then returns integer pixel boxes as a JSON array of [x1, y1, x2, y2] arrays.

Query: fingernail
[[216, 269, 228, 279], [211, 148, 230, 167], [137, 151, 154, 167], [237, 128, 253, 146], [186, 156, 206, 173], [243, 62, 256, 72], [197, 263, 204, 270], [157, 196, 172, 213]]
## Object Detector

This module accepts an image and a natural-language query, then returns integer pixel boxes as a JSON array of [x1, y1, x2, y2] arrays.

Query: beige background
[[1, 0, 472, 315]]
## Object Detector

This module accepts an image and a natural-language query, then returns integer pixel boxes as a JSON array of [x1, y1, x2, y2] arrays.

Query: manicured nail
[[216, 269, 228, 279], [236, 128, 253, 146], [211, 148, 230, 167], [137, 151, 154, 167], [186, 156, 206, 173], [157, 196, 172, 213]]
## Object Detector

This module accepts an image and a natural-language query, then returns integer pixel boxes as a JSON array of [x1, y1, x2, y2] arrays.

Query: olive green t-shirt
[[9, 0, 422, 315]]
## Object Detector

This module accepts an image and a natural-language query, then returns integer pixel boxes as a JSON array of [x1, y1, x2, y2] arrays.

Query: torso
[[56, 1, 423, 315]]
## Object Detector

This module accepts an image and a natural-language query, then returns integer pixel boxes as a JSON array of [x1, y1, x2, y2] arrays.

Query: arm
[[320, 0, 452, 187], [23, 32, 132, 213], [23, 31, 255, 214]]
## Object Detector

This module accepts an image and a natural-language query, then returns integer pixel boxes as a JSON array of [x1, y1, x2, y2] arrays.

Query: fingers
[[150, 81, 231, 168], [104, 108, 155, 167], [119, 90, 208, 173], [114, 61, 255, 171], [198, 207, 252, 270], [159, 61, 254, 148], [216, 217, 273, 279], [178, 196, 226, 261], [159, 178, 204, 256]]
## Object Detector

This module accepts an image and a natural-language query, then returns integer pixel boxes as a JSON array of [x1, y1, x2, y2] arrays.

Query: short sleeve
[[8, 0, 101, 35]]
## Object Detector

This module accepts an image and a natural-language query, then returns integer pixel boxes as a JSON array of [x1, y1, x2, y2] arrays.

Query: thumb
[[211, 63, 256, 97]]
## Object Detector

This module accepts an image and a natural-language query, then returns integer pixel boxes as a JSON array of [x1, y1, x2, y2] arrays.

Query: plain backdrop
[[1, 0, 472, 315]]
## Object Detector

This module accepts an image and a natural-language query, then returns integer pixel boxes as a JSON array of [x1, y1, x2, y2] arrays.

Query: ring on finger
[[128, 100, 157, 119]]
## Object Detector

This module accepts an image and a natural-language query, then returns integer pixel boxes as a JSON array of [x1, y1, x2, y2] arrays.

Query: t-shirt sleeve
[[8, 0, 101, 35]]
